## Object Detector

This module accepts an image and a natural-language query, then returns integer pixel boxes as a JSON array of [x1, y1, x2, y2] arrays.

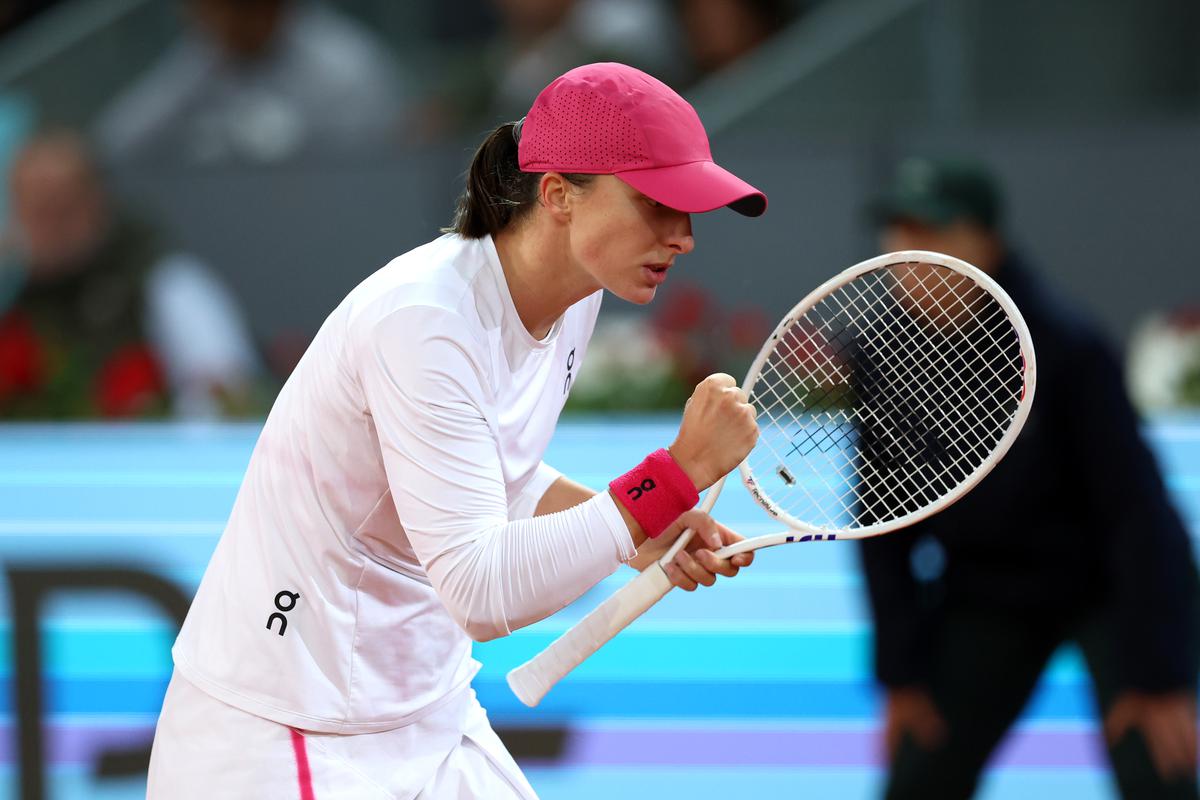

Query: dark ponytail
[[446, 120, 593, 238]]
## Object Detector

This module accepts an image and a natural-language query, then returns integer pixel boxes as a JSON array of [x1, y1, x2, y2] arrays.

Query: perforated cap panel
[[520, 87, 651, 173]]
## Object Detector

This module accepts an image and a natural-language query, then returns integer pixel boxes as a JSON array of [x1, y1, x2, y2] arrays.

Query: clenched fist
[[668, 373, 758, 491]]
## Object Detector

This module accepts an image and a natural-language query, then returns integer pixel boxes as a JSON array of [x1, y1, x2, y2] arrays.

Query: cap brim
[[616, 160, 767, 217]]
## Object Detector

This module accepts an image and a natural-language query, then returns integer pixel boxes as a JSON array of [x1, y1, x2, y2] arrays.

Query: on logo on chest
[[563, 347, 575, 395]]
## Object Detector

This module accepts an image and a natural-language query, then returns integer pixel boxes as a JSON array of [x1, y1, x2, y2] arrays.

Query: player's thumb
[[661, 510, 721, 550]]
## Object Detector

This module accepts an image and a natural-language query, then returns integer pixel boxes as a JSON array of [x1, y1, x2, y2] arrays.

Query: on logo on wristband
[[609, 449, 699, 538], [626, 478, 656, 500]]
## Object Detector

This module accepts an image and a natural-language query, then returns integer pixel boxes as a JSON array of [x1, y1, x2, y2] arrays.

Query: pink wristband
[[609, 448, 700, 538]]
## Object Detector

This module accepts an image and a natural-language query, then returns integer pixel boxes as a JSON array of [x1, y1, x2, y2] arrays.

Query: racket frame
[[738, 249, 1037, 542]]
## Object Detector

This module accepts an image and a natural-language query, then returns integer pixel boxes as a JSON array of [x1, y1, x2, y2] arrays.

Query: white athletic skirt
[[147, 670, 539, 799]]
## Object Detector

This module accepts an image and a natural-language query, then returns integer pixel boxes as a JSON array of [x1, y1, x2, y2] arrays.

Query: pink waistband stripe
[[290, 728, 317, 800]]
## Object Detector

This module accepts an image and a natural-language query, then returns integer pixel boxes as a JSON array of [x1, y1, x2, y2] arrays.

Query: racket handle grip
[[506, 563, 674, 707]]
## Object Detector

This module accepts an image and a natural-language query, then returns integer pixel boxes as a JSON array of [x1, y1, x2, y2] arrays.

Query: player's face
[[11, 155, 107, 277], [567, 176, 695, 304]]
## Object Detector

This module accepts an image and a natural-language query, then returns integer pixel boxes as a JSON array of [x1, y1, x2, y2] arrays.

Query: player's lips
[[643, 262, 672, 286]]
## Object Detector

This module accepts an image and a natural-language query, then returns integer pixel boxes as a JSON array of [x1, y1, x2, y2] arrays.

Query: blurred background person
[[1129, 307, 1200, 413], [0, 130, 262, 418], [675, 0, 794, 84], [94, 0, 410, 166], [857, 157, 1200, 799], [428, 0, 679, 134]]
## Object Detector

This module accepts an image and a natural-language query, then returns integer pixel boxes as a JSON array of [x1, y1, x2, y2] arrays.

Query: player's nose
[[665, 212, 694, 255]]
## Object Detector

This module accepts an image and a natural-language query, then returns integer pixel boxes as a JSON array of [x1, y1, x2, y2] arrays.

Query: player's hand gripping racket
[[507, 250, 1037, 707]]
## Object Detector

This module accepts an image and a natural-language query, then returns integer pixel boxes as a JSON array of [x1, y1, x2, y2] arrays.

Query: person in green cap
[[858, 157, 1200, 799]]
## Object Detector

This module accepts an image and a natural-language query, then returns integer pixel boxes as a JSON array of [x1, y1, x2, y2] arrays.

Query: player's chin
[[614, 284, 658, 305], [630, 277, 663, 304]]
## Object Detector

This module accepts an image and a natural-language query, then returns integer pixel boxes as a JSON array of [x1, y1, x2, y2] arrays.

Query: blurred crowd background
[[0, 0, 1195, 419], [0, 3, 1199, 800]]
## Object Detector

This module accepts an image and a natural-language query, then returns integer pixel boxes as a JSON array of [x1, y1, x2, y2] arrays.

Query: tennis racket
[[507, 249, 1037, 707]]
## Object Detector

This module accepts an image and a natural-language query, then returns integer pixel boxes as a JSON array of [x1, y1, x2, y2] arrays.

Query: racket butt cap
[[506, 664, 548, 707]]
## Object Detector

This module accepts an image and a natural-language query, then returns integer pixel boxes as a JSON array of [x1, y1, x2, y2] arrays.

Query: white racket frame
[[506, 250, 1037, 707]]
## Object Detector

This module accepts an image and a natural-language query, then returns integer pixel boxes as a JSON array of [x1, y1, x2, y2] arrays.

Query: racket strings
[[826, 266, 1022, 522], [890, 270, 1020, 390], [847, 280, 1015, 480], [834, 267, 1019, 519], [763, 275, 988, 515], [811, 277, 982, 519], [745, 261, 1026, 530]]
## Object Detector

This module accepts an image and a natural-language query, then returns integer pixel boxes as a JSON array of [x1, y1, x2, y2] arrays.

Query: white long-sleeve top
[[172, 234, 636, 733]]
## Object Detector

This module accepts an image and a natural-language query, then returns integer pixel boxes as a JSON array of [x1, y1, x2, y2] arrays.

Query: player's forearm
[[533, 475, 595, 515], [426, 491, 637, 641], [535, 475, 652, 548]]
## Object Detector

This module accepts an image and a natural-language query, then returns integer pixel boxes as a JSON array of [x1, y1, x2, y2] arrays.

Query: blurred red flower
[[1168, 307, 1200, 331], [0, 312, 45, 399], [728, 307, 772, 351], [652, 283, 715, 335], [95, 344, 166, 417]]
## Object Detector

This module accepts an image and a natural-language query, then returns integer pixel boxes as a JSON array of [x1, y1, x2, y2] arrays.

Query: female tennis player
[[147, 62, 767, 798]]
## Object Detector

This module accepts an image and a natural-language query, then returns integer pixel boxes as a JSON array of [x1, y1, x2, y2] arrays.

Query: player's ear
[[538, 172, 572, 222]]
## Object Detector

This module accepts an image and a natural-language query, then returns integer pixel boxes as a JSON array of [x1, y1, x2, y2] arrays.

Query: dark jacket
[[857, 252, 1198, 693]]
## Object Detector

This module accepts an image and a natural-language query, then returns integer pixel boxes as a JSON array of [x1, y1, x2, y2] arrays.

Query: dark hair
[[446, 120, 593, 239]]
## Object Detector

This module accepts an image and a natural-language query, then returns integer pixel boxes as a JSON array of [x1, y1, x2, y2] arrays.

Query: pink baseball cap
[[518, 63, 767, 217]]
